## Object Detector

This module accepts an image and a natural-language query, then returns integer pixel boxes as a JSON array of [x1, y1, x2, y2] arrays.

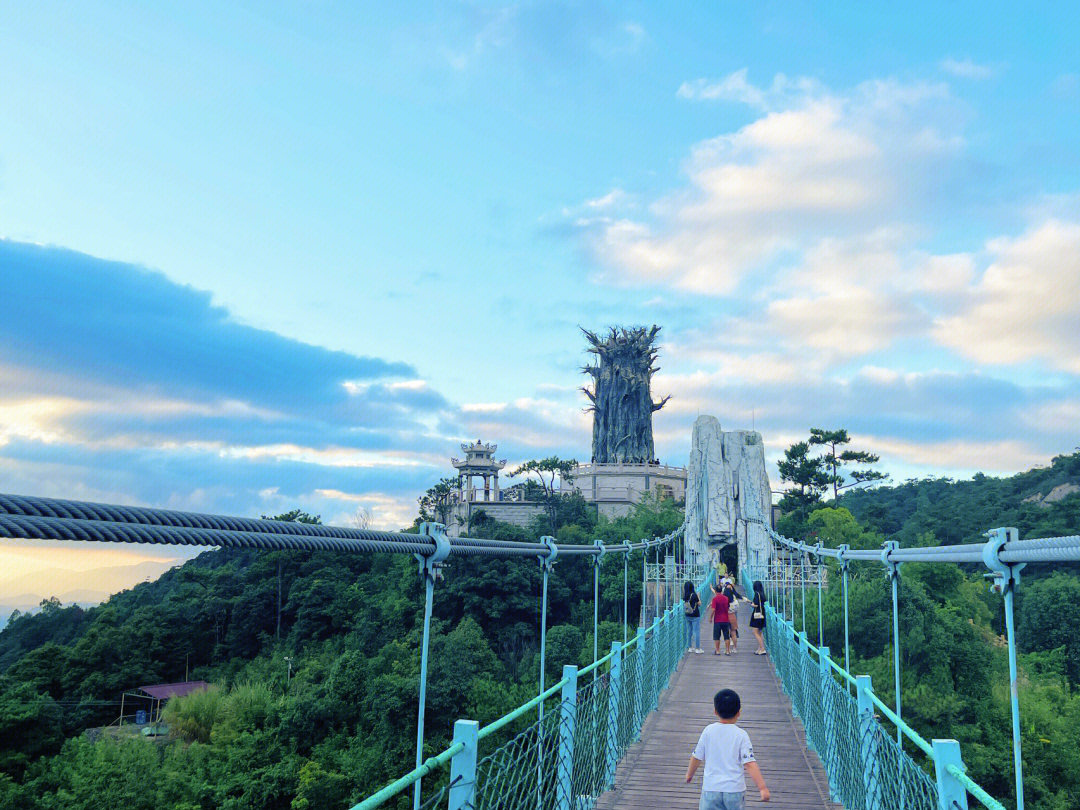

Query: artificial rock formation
[[684, 415, 773, 573], [582, 325, 670, 464]]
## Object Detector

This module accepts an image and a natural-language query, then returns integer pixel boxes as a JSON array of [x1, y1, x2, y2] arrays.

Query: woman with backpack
[[749, 580, 768, 655], [682, 581, 703, 654], [722, 579, 741, 653]]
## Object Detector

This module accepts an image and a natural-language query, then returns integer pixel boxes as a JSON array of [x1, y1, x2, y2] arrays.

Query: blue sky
[[1, 0, 1079, 580]]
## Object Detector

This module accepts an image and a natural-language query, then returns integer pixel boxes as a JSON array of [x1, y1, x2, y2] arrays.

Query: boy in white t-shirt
[[684, 689, 770, 809]]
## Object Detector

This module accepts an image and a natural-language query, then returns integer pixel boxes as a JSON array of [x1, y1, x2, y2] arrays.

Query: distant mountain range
[[0, 559, 180, 629]]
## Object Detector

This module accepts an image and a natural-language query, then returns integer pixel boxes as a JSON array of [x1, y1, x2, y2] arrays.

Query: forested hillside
[[0, 498, 682, 810], [1, 453, 1078, 809], [808, 450, 1080, 809], [840, 449, 1080, 546]]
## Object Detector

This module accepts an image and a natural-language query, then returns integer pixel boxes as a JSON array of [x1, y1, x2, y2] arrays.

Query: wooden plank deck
[[598, 599, 842, 810]]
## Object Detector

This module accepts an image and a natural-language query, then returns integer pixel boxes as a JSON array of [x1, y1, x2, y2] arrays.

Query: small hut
[[120, 680, 210, 726]]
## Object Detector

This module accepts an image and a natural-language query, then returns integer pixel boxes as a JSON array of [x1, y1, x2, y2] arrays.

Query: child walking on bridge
[[685, 688, 770, 809]]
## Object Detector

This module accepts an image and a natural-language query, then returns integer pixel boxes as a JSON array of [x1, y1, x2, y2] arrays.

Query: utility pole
[[284, 656, 293, 683]]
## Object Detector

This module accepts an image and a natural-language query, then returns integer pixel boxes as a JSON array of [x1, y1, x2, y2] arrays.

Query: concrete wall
[[447, 501, 546, 536], [562, 462, 687, 504]]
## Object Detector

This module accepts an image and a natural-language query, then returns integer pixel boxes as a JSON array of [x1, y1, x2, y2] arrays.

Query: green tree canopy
[[809, 428, 888, 499], [509, 456, 578, 531]]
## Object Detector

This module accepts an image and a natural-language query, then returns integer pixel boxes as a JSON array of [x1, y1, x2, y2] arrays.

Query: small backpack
[[683, 594, 695, 615]]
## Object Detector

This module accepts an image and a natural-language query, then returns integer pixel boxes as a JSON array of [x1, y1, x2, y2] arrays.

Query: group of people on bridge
[[681, 577, 767, 657], [677, 578, 773, 808]]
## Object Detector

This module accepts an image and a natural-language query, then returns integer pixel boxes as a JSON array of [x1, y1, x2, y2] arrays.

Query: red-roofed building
[[119, 680, 211, 727]]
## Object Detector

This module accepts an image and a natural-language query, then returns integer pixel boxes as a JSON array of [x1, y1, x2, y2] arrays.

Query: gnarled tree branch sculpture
[[581, 325, 669, 463]]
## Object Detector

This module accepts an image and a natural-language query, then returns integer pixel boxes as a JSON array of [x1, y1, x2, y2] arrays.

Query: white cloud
[[312, 489, 418, 530], [582, 74, 963, 294], [862, 435, 1044, 474], [460, 396, 590, 452], [940, 58, 998, 80], [934, 220, 1080, 372]]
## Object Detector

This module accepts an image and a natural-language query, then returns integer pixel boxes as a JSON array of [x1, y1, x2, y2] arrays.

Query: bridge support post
[[857, 674, 883, 810], [537, 537, 559, 809], [447, 719, 479, 810], [818, 646, 841, 803], [881, 539, 904, 746], [556, 664, 578, 810], [931, 739, 969, 810], [413, 522, 451, 810], [606, 641, 622, 788], [983, 527, 1026, 810]]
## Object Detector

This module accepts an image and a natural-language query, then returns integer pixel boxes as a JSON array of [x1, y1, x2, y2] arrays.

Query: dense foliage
[[1, 452, 1078, 809], [0, 497, 682, 810]]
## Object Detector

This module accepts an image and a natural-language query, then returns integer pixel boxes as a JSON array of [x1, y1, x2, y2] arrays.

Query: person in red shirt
[[706, 583, 732, 655]]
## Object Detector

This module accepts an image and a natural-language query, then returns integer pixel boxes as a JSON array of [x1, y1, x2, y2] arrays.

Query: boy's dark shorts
[[712, 621, 731, 640]]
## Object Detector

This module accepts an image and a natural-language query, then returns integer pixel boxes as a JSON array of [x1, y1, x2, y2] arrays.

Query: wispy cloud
[[940, 57, 998, 80], [676, 69, 819, 109]]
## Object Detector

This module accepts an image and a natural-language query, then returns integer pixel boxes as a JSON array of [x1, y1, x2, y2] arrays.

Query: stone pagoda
[[451, 440, 506, 504]]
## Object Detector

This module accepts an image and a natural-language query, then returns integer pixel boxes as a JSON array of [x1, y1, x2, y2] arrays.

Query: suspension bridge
[[0, 489, 1077, 810]]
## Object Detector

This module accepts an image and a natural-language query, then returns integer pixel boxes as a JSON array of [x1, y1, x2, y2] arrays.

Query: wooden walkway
[[598, 599, 842, 810]]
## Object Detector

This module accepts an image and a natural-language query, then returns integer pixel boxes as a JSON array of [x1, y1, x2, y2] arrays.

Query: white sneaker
[[695, 648, 704, 654]]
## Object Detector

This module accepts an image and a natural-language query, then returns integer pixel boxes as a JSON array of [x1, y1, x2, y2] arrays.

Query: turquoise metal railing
[[354, 563, 713, 810], [4, 493, 1075, 810], [741, 525, 1080, 810]]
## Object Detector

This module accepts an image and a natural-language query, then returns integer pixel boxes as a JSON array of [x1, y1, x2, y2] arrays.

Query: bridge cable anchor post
[[814, 542, 825, 645], [818, 645, 841, 803], [982, 527, 1026, 810], [537, 536, 559, 702], [447, 719, 479, 810], [931, 739, 969, 810], [856, 674, 884, 810], [556, 664, 578, 810], [412, 522, 451, 810]]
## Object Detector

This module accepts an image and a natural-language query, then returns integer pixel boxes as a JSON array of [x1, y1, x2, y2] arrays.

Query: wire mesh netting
[[470, 704, 562, 810], [451, 608, 685, 810], [861, 722, 939, 810], [762, 602, 940, 810], [615, 642, 643, 755]]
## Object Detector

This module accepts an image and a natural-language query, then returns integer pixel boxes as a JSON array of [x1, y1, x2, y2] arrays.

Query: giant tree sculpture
[[582, 325, 670, 463]]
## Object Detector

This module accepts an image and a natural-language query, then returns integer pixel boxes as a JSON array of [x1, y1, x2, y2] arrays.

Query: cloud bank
[[0, 241, 462, 529]]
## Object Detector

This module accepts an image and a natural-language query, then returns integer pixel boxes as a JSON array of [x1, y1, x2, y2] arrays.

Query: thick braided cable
[[0, 493, 427, 544], [0, 493, 682, 557], [0, 514, 436, 554], [765, 523, 1080, 565]]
